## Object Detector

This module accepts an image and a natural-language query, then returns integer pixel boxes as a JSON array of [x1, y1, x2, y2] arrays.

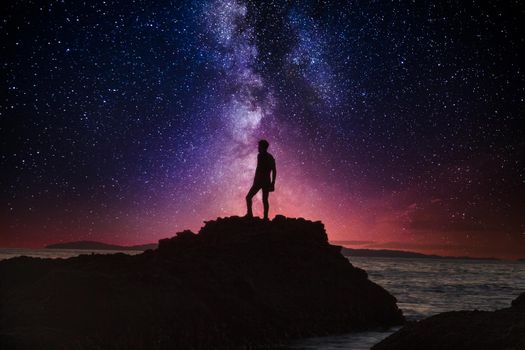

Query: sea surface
[[283, 256, 525, 349], [1, 249, 524, 349]]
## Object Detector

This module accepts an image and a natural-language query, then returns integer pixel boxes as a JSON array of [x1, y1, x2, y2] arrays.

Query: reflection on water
[[355, 257, 525, 320], [284, 257, 525, 349], [275, 328, 401, 350]]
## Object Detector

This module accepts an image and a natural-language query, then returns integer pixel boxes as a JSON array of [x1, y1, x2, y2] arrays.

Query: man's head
[[258, 139, 269, 153]]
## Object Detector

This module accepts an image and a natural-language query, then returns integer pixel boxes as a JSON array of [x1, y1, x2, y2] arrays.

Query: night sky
[[1, 1, 524, 258]]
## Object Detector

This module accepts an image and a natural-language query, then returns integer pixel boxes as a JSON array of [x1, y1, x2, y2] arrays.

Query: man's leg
[[245, 185, 259, 217], [262, 188, 269, 220]]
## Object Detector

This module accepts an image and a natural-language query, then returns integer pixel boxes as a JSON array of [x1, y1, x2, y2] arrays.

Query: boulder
[[373, 292, 525, 350]]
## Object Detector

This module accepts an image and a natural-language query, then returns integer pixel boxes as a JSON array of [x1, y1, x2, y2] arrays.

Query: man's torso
[[254, 152, 274, 185]]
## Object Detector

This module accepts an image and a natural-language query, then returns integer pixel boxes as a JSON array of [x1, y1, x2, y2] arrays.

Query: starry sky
[[1, 0, 524, 259]]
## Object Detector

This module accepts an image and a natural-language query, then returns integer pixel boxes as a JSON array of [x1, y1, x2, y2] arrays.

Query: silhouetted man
[[245, 139, 276, 220]]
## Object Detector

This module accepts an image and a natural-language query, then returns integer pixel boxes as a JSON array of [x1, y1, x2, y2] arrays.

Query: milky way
[[1, 1, 524, 258]]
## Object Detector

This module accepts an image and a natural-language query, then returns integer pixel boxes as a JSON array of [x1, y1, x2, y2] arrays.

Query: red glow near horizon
[[3, 143, 524, 261]]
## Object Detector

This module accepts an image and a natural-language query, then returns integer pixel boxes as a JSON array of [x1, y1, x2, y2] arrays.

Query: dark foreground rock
[[373, 292, 525, 350], [0, 216, 403, 349]]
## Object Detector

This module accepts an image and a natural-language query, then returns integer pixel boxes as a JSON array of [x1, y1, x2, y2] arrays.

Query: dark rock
[[1, 216, 403, 349], [373, 292, 525, 350], [512, 293, 525, 309]]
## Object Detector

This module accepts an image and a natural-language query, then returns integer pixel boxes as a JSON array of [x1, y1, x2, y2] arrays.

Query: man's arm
[[271, 159, 276, 186]]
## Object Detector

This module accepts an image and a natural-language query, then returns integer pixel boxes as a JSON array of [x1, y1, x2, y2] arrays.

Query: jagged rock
[[0, 216, 403, 349], [373, 292, 525, 350], [512, 293, 525, 309]]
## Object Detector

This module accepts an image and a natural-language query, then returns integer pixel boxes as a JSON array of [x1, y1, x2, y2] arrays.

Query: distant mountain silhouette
[[45, 241, 499, 261], [45, 240, 157, 251], [341, 247, 499, 261], [1, 215, 403, 349]]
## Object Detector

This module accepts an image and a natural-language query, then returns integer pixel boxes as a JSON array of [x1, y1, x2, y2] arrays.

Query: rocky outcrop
[[0, 215, 403, 349], [373, 292, 525, 350]]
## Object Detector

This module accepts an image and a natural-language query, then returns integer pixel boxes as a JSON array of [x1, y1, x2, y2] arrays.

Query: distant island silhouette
[[45, 241, 157, 251], [341, 247, 500, 261]]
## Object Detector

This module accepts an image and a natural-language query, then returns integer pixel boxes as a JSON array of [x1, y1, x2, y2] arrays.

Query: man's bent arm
[[272, 163, 276, 185]]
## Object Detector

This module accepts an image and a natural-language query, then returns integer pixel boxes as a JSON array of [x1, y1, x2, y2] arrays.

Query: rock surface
[[373, 292, 525, 350], [0, 215, 403, 349]]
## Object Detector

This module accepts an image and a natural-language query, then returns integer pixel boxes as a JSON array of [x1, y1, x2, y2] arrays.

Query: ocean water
[[1, 249, 524, 349], [283, 257, 525, 349]]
